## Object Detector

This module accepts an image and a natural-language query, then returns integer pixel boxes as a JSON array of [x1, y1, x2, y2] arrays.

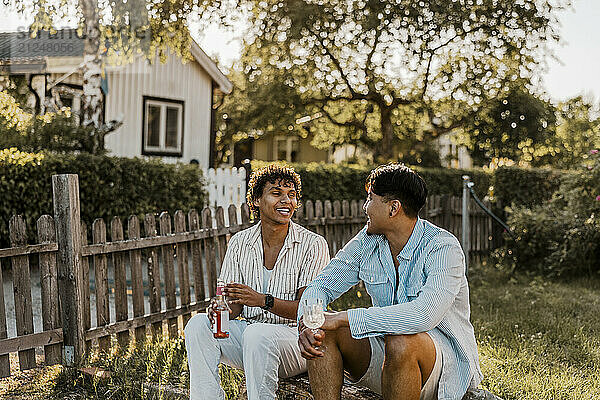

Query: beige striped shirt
[[219, 221, 330, 325]]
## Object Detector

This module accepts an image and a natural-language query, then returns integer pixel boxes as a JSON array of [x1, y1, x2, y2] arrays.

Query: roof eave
[[189, 39, 233, 94]]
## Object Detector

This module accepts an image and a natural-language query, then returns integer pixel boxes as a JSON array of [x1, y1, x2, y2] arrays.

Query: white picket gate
[[203, 167, 247, 226]]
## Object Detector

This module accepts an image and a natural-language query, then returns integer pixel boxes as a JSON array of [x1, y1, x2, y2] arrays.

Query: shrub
[[0, 149, 207, 246], [251, 161, 492, 201], [504, 150, 600, 276], [492, 166, 574, 208]]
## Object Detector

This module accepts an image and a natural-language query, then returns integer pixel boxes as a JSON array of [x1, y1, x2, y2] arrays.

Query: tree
[[0, 91, 105, 154], [458, 84, 557, 166], [546, 96, 600, 168], [5, 0, 216, 150], [217, 0, 565, 162]]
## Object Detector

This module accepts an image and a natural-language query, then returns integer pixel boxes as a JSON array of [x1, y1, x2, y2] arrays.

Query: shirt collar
[[246, 220, 301, 249], [397, 217, 424, 261]]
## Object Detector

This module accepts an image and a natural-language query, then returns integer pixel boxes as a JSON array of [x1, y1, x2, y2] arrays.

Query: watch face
[[264, 294, 274, 309]]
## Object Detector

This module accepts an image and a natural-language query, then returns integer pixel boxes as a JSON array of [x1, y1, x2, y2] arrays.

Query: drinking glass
[[303, 298, 325, 351]]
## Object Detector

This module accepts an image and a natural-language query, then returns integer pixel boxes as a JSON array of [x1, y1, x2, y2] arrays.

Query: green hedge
[[502, 152, 600, 276], [492, 166, 575, 208], [0, 149, 207, 246], [251, 161, 492, 201]]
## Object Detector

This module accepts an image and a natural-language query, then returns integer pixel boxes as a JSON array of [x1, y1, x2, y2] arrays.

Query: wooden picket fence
[[0, 174, 501, 378]]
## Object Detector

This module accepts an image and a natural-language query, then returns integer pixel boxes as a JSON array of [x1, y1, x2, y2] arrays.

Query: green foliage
[[460, 85, 557, 166], [251, 160, 492, 201], [491, 166, 574, 208], [217, 0, 564, 161], [0, 149, 206, 246], [503, 150, 600, 276], [0, 90, 109, 155], [540, 96, 600, 168]]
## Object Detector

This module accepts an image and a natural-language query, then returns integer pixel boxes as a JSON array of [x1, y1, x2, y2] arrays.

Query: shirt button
[[370, 277, 374, 282]]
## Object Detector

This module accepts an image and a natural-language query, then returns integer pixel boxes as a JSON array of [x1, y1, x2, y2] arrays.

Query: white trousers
[[184, 313, 307, 400]]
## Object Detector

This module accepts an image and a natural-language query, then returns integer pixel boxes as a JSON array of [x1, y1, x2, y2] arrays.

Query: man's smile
[[276, 207, 292, 216]]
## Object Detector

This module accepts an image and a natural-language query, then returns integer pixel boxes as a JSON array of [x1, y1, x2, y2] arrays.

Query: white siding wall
[[104, 50, 213, 168]]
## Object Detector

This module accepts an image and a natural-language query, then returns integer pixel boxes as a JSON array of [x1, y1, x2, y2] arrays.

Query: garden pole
[[462, 175, 471, 275]]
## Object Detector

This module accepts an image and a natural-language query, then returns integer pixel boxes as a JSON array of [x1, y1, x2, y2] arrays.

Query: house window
[[142, 96, 184, 156], [274, 136, 299, 162]]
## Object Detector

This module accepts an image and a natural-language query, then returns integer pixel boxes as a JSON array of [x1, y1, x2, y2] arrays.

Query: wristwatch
[[262, 294, 274, 310]]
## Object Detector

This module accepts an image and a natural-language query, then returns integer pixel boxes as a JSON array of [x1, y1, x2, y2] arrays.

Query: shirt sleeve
[[297, 235, 330, 289], [298, 228, 365, 321], [218, 234, 243, 285], [346, 241, 465, 338]]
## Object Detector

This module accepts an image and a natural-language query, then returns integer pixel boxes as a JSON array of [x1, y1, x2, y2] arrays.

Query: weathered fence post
[[52, 174, 85, 366], [462, 175, 471, 275]]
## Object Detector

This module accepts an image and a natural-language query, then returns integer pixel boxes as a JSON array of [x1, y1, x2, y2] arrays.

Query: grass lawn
[[1, 263, 598, 399]]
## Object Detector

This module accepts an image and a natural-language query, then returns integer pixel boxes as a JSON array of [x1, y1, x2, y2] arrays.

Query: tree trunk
[[373, 105, 396, 162], [80, 0, 104, 135]]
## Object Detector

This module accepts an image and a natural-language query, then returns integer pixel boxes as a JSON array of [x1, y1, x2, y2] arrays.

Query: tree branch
[[305, 25, 359, 98], [421, 25, 488, 100]]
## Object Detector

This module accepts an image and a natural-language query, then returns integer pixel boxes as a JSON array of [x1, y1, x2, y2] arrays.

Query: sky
[[1, 0, 599, 103]]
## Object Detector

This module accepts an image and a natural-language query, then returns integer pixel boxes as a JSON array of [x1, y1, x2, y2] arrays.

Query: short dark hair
[[365, 163, 427, 218], [246, 163, 302, 219]]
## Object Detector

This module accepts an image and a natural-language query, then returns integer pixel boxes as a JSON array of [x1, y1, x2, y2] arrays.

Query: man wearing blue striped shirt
[[298, 163, 482, 400]]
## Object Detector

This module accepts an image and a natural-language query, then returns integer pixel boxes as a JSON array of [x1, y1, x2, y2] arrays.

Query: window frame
[[142, 96, 185, 157], [273, 135, 299, 162]]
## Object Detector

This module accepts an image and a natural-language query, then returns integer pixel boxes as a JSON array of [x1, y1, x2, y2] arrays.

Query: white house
[[0, 28, 232, 168]]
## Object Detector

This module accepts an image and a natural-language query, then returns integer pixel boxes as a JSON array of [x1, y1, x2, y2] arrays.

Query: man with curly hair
[[185, 163, 330, 400]]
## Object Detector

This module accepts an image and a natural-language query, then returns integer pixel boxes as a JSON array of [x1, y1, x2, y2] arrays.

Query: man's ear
[[389, 200, 402, 217]]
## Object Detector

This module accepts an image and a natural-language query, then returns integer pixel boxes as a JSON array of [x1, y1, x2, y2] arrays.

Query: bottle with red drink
[[213, 281, 230, 339]]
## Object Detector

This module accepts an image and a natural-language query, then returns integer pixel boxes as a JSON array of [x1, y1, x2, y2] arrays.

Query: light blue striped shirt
[[299, 218, 483, 400]]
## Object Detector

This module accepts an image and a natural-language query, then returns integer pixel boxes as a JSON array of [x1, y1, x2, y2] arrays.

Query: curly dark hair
[[246, 164, 302, 220], [365, 163, 427, 218]]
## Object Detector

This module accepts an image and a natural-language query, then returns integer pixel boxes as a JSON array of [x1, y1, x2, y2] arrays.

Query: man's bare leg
[[307, 327, 371, 400], [381, 333, 436, 400]]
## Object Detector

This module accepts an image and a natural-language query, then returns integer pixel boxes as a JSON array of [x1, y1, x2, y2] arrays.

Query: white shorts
[[346, 333, 442, 400]]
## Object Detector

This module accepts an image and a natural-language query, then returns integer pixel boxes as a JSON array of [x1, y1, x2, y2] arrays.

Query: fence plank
[[80, 222, 91, 355], [341, 200, 351, 244], [159, 212, 178, 338], [350, 200, 360, 237], [9, 215, 36, 370], [323, 201, 334, 255], [52, 174, 86, 365], [333, 200, 343, 254], [305, 200, 314, 221], [143, 213, 163, 340], [174, 211, 191, 327], [37, 215, 62, 366], [215, 207, 227, 276], [188, 209, 206, 303], [228, 205, 239, 227], [294, 203, 304, 221], [84, 301, 209, 341], [0, 329, 63, 356], [202, 208, 217, 298], [241, 203, 251, 224], [128, 216, 146, 345], [0, 259, 10, 377], [111, 217, 130, 349], [314, 200, 325, 242], [92, 219, 111, 352]]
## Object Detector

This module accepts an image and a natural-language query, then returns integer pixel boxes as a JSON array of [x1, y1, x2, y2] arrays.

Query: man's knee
[[184, 313, 212, 341], [383, 334, 420, 366], [242, 323, 276, 351]]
